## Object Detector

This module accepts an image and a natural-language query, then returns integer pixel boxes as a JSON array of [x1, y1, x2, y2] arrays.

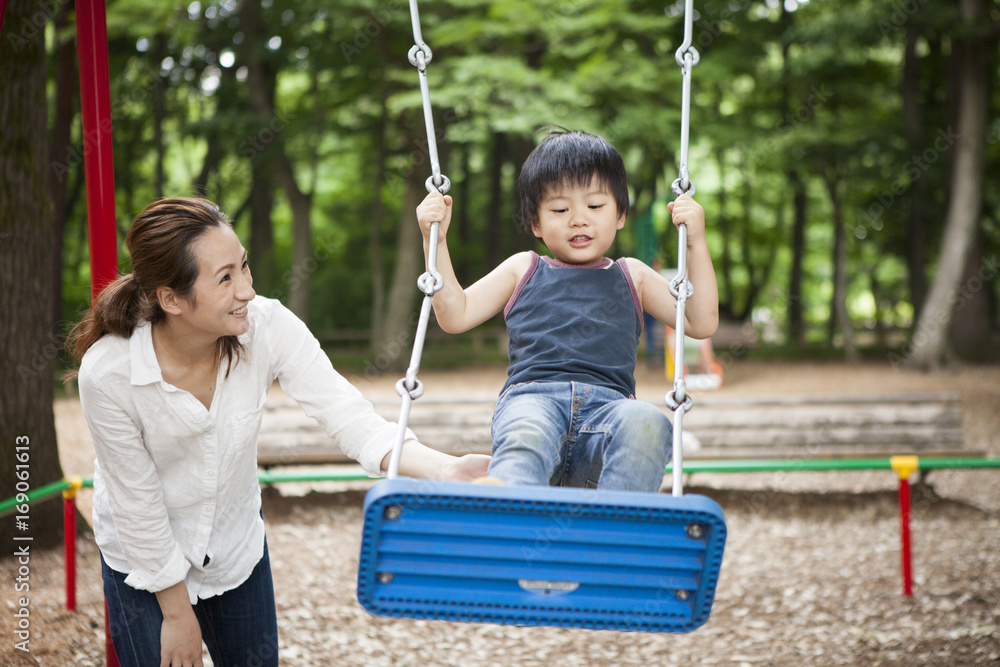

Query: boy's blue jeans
[[488, 381, 672, 492], [101, 539, 279, 667]]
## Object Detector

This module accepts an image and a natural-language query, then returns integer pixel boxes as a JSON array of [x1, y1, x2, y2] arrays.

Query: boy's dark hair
[[516, 129, 629, 234]]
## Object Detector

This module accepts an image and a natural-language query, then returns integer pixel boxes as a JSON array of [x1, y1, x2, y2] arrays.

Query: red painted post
[[75, 0, 118, 300], [77, 5, 119, 664], [105, 603, 119, 667], [63, 482, 80, 612], [890, 456, 918, 597], [898, 476, 913, 597]]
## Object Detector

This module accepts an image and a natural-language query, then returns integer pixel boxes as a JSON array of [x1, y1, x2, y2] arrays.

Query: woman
[[68, 197, 488, 667]]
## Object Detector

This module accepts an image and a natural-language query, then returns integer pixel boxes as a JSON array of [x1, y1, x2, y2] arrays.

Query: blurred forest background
[[1, 0, 998, 545], [6, 0, 1000, 371]]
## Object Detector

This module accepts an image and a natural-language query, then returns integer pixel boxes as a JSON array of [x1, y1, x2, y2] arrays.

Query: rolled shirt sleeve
[[79, 369, 191, 594], [263, 299, 414, 477]]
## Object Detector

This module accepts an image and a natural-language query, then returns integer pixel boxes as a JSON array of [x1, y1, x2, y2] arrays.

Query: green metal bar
[[3, 458, 997, 515], [0, 479, 73, 516], [670, 457, 1000, 474], [257, 470, 373, 485]]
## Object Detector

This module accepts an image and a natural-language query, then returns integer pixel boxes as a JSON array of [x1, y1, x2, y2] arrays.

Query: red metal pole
[[63, 487, 78, 612], [898, 476, 913, 597], [105, 602, 120, 667], [0, 0, 8, 38], [890, 456, 917, 597], [75, 0, 118, 300], [77, 6, 120, 664]]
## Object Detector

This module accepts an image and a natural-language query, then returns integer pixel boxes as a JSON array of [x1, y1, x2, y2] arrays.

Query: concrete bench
[[256, 392, 973, 468]]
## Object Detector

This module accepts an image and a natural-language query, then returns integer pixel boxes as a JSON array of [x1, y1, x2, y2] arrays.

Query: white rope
[[666, 0, 700, 497], [386, 0, 449, 479]]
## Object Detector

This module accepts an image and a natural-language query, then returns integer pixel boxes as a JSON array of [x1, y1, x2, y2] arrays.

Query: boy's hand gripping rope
[[666, 0, 699, 497], [386, 0, 449, 480]]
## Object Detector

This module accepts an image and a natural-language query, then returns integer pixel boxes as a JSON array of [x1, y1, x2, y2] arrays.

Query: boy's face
[[531, 176, 625, 265]]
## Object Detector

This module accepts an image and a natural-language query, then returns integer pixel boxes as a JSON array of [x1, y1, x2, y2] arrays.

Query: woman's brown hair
[[66, 197, 246, 376]]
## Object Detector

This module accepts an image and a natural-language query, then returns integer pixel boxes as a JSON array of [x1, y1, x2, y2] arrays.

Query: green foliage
[[52, 0, 1000, 359]]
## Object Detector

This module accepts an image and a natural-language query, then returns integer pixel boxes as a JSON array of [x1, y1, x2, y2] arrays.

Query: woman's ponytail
[[66, 273, 149, 364]]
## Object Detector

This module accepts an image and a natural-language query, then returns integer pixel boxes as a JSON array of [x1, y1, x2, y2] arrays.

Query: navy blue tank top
[[502, 252, 643, 398]]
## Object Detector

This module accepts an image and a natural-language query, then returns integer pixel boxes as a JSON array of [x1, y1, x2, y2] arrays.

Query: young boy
[[416, 129, 718, 492]]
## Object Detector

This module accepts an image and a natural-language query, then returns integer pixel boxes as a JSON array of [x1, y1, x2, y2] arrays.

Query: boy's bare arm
[[416, 192, 528, 333], [631, 195, 719, 339]]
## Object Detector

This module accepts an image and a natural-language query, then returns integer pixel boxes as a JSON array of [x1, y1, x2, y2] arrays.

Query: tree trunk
[[825, 174, 858, 361], [947, 229, 996, 361], [370, 168, 426, 374], [715, 149, 734, 317], [49, 0, 76, 333], [0, 0, 66, 549], [902, 27, 928, 320], [787, 170, 807, 345], [369, 86, 389, 352], [454, 145, 472, 286], [152, 33, 167, 198], [909, 0, 990, 369], [248, 156, 276, 296], [241, 0, 312, 321], [486, 131, 507, 268]]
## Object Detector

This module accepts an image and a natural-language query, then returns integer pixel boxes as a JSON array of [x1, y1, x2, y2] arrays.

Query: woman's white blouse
[[79, 296, 410, 603]]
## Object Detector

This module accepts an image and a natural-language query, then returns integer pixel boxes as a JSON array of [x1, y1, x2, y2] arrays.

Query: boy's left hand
[[667, 195, 706, 247]]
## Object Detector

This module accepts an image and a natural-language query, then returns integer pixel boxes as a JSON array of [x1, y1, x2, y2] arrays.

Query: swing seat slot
[[358, 478, 726, 632]]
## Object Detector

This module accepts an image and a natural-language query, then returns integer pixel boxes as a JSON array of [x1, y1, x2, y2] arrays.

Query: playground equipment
[[665, 325, 725, 390], [355, 0, 726, 632]]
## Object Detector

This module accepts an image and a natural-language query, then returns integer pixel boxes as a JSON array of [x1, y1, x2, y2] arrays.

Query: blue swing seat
[[357, 478, 726, 632]]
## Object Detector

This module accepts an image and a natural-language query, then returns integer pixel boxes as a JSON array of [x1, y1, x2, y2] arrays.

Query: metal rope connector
[[396, 377, 425, 401], [408, 43, 433, 70], [665, 388, 694, 413], [670, 177, 696, 197], [668, 275, 695, 300], [417, 270, 444, 296], [674, 45, 700, 70], [424, 174, 451, 195]]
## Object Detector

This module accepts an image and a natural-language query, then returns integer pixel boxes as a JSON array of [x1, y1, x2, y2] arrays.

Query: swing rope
[[387, 0, 703, 496], [359, 4, 725, 632], [665, 0, 700, 498], [385, 0, 450, 480]]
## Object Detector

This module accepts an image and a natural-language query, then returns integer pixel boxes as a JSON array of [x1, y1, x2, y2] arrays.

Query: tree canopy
[[31, 0, 1000, 366]]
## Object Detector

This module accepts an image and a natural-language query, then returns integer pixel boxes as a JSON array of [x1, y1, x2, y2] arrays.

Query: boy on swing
[[416, 129, 718, 492]]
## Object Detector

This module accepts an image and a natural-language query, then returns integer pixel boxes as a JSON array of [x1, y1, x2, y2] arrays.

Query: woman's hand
[[667, 194, 706, 247], [384, 440, 490, 481], [416, 192, 452, 244], [156, 582, 204, 667], [440, 453, 491, 482]]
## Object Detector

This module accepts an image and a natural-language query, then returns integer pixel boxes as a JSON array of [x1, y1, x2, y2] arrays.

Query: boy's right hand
[[416, 192, 452, 244]]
